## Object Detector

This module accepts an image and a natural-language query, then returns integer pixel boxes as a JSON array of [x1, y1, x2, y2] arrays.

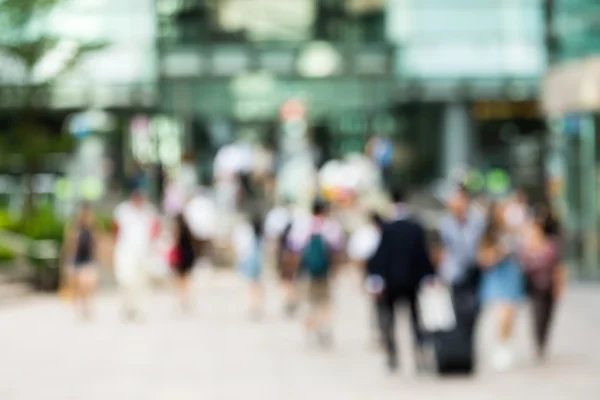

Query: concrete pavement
[[0, 269, 599, 400]]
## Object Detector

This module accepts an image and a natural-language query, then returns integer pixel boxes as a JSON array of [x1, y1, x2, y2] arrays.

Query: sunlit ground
[[0, 268, 599, 400]]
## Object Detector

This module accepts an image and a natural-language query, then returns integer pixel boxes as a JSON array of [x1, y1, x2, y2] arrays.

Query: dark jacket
[[367, 217, 434, 293]]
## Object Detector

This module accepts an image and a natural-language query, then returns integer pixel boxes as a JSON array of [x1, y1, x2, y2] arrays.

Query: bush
[[0, 245, 15, 263], [3, 206, 65, 291], [0, 210, 19, 231], [11, 205, 65, 243]]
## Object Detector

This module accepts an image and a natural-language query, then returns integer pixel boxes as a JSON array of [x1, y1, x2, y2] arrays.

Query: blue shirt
[[439, 209, 486, 284]]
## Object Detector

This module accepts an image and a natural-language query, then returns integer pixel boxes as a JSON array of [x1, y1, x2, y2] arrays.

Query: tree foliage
[[0, 0, 107, 213]]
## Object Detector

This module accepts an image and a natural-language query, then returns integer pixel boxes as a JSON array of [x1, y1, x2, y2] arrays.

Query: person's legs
[[121, 284, 135, 320], [377, 293, 398, 370], [72, 268, 83, 314], [498, 303, 517, 342], [248, 280, 263, 318], [280, 252, 298, 316], [282, 279, 297, 314], [128, 269, 147, 321], [371, 299, 383, 348], [315, 279, 333, 345], [305, 279, 330, 337], [532, 288, 555, 360], [78, 266, 97, 318], [175, 272, 191, 312], [490, 302, 518, 370], [407, 291, 424, 348], [305, 279, 319, 334]]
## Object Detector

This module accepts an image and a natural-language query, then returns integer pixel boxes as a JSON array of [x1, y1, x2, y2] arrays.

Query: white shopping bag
[[418, 278, 456, 332]]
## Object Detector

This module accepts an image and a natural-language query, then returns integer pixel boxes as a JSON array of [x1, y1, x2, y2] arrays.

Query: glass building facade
[[388, 0, 546, 80], [385, 0, 548, 186], [553, 0, 600, 62], [543, 0, 600, 279]]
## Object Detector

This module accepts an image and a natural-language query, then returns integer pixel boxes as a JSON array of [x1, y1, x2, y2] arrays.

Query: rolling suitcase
[[418, 278, 477, 375]]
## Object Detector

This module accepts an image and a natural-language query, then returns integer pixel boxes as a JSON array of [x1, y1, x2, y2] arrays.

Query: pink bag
[[168, 246, 182, 268]]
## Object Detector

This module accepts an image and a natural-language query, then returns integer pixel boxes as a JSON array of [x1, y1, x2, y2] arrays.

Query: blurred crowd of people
[[60, 139, 567, 376]]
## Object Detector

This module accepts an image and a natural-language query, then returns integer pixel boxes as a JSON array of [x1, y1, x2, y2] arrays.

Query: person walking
[[478, 202, 525, 371], [233, 215, 265, 319], [348, 211, 385, 347], [171, 214, 197, 313], [264, 200, 298, 316], [63, 203, 99, 319], [437, 185, 487, 369], [184, 176, 217, 269], [367, 189, 435, 372], [520, 205, 565, 362], [113, 188, 160, 322], [288, 200, 344, 347]]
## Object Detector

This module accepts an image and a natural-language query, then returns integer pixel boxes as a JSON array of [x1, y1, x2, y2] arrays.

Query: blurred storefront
[[540, 0, 600, 280], [156, 0, 397, 177], [156, 0, 550, 189], [0, 0, 159, 202], [542, 60, 600, 280], [386, 0, 547, 187]]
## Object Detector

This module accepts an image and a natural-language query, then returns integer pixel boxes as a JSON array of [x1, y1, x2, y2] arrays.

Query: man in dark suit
[[367, 188, 435, 372]]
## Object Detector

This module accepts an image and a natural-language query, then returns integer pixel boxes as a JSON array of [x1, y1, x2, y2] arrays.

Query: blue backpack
[[301, 234, 331, 278]]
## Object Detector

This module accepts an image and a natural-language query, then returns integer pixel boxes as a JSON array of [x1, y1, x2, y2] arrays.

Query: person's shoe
[[387, 356, 399, 373], [492, 347, 514, 371], [414, 347, 426, 374], [317, 329, 333, 349], [284, 302, 297, 318], [122, 309, 136, 322], [249, 308, 263, 321]]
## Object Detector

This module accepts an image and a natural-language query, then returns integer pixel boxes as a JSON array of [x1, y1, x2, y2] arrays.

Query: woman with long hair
[[172, 214, 197, 313], [520, 204, 565, 361], [64, 203, 98, 319], [478, 201, 525, 371]]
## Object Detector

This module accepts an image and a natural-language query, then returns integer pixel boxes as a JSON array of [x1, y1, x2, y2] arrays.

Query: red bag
[[168, 246, 182, 268]]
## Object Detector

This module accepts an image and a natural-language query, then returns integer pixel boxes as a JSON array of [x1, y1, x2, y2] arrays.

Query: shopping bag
[[418, 277, 456, 332]]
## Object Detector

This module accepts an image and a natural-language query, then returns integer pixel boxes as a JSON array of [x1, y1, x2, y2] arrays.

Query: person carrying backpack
[[288, 200, 344, 347]]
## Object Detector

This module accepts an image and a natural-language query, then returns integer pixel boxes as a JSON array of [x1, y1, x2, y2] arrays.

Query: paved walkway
[[0, 269, 599, 400]]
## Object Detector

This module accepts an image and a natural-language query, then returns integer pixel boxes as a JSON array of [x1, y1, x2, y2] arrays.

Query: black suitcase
[[431, 325, 474, 374], [420, 279, 479, 375]]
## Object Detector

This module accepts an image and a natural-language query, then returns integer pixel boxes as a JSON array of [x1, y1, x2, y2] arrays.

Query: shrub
[[12, 205, 65, 243], [0, 245, 15, 263], [0, 210, 19, 231]]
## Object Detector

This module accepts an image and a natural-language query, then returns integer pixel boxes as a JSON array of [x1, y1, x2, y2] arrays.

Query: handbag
[[168, 246, 182, 268], [418, 277, 456, 332]]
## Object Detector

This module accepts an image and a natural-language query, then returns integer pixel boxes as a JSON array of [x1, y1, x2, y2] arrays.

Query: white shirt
[[347, 224, 381, 262], [177, 163, 197, 197], [288, 216, 345, 253], [163, 182, 186, 217], [264, 207, 291, 239], [232, 220, 256, 262], [213, 145, 241, 179], [114, 201, 157, 255], [184, 192, 217, 240]]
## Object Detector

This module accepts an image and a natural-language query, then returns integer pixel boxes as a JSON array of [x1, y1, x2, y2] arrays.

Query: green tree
[[0, 0, 107, 214]]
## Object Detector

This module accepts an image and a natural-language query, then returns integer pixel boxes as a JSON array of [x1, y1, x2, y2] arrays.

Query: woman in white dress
[[113, 189, 160, 321]]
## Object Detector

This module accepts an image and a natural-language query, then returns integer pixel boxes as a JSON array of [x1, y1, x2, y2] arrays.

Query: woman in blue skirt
[[478, 202, 525, 371]]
